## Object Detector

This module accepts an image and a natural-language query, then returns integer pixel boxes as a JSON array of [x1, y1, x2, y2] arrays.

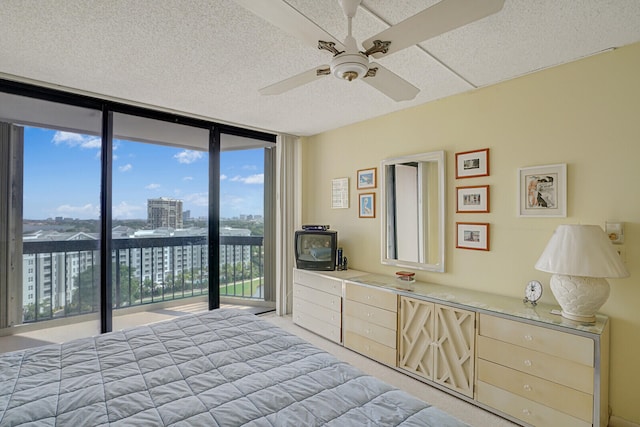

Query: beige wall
[[301, 41, 640, 423]]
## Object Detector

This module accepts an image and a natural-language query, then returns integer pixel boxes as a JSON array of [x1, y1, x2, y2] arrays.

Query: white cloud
[[119, 163, 133, 172], [221, 174, 228, 181], [145, 183, 161, 190], [112, 201, 144, 219], [55, 203, 100, 218], [230, 174, 264, 184], [174, 150, 204, 164], [183, 192, 208, 207], [183, 176, 193, 181], [52, 131, 101, 149], [243, 174, 264, 184]]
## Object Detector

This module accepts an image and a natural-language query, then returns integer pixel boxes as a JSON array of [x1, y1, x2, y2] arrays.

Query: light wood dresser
[[292, 269, 609, 427], [292, 268, 365, 344], [343, 281, 398, 366], [398, 296, 476, 398], [476, 313, 608, 427]]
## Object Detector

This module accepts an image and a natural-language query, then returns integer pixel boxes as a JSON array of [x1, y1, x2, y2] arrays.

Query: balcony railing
[[21, 235, 264, 323]]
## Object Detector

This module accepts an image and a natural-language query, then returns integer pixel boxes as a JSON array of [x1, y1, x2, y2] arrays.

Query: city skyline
[[23, 126, 265, 220]]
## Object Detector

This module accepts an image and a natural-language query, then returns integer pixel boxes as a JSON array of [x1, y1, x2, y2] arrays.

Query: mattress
[[0, 308, 468, 426]]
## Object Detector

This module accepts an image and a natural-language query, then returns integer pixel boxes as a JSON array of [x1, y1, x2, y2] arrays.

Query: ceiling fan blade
[[363, 0, 505, 58], [259, 66, 330, 96], [362, 63, 419, 101], [236, 0, 344, 51]]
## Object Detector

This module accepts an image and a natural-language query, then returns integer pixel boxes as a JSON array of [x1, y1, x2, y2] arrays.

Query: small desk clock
[[523, 280, 543, 305]]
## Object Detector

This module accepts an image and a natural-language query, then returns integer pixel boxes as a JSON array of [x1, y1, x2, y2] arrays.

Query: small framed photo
[[331, 177, 349, 209], [357, 167, 377, 189], [456, 185, 490, 213], [455, 148, 490, 179], [359, 192, 375, 218], [518, 163, 567, 217], [456, 222, 490, 251]]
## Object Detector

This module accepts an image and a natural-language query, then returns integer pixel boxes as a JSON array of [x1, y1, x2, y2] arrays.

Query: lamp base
[[549, 274, 610, 324]]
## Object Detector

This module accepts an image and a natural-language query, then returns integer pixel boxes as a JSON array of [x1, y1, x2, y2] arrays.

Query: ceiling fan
[[236, 0, 505, 101]]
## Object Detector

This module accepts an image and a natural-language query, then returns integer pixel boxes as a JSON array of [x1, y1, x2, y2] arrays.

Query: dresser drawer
[[293, 283, 341, 313], [294, 269, 342, 296], [479, 314, 593, 366], [293, 298, 341, 327], [344, 315, 396, 348], [294, 310, 341, 343], [345, 283, 397, 312], [344, 330, 396, 366], [344, 299, 397, 330], [477, 359, 592, 422], [477, 335, 594, 394], [477, 381, 590, 427]]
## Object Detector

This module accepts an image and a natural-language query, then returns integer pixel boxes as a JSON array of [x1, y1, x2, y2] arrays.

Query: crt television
[[294, 230, 337, 271]]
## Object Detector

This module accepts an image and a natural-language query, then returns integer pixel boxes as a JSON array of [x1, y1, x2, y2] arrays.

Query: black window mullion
[[100, 108, 113, 333], [208, 127, 220, 310]]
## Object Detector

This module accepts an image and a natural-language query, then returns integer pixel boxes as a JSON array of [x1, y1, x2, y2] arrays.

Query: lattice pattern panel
[[398, 297, 434, 379], [433, 304, 476, 397]]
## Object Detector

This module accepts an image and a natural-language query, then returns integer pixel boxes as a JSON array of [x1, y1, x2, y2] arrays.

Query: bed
[[0, 309, 468, 426]]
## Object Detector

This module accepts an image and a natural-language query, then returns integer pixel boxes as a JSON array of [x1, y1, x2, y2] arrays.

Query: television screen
[[295, 230, 337, 271]]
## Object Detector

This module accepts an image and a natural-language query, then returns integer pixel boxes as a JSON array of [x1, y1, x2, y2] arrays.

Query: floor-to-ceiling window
[[0, 91, 103, 335], [110, 113, 211, 326], [219, 133, 276, 308], [0, 81, 277, 337]]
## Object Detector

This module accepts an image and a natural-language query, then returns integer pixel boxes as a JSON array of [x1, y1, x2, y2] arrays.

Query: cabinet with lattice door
[[398, 295, 476, 398]]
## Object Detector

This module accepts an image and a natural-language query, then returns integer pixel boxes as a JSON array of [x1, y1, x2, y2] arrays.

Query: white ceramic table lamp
[[535, 224, 629, 323]]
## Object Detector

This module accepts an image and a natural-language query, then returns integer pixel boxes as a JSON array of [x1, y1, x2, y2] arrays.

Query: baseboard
[[610, 415, 640, 427]]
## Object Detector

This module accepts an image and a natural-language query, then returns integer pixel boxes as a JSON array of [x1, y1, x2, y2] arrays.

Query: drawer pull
[[522, 409, 531, 416], [367, 312, 371, 317], [524, 359, 532, 367], [365, 329, 370, 335], [524, 334, 533, 341], [523, 384, 532, 392]]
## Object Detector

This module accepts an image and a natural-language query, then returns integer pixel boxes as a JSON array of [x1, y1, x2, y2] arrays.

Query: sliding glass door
[[111, 113, 210, 327]]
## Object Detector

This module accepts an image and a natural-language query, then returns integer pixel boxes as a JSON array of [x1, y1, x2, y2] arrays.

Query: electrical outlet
[[605, 221, 624, 244]]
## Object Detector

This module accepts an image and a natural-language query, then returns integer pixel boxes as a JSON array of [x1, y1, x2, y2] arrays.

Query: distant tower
[[147, 198, 183, 229]]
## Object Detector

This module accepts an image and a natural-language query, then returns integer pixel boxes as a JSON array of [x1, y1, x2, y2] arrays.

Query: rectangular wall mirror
[[381, 151, 445, 272]]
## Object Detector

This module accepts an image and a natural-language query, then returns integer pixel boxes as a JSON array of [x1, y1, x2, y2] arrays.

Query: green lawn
[[220, 277, 263, 297]]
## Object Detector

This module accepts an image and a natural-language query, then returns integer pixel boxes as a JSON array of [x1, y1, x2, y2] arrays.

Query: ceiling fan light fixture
[[330, 52, 369, 81]]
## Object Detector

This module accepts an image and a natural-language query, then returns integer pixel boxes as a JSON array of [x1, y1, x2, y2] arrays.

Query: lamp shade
[[535, 224, 629, 278]]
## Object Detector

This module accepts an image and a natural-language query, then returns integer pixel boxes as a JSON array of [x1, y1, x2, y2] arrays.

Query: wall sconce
[[535, 224, 629, 323]]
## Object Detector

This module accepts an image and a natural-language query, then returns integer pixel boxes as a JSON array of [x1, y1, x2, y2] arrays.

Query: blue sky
[[23, 127, 264, 220]]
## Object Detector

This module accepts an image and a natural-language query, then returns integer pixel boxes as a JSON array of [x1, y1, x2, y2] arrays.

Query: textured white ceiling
[[1, 0, 639, 136]]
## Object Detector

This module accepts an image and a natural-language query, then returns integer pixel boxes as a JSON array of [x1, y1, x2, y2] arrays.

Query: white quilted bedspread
[[0, 309, 468, 426]]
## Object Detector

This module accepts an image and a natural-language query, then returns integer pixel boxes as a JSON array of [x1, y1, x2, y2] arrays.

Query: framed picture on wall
[[357, 167, 377, 189], [359, 192, 375, 218], [331, 177, 349, 209], [455, 148, 490, 179], [456, 222, 490, 251], [518, 163, 567, 217], [456, 185, 490, 213]]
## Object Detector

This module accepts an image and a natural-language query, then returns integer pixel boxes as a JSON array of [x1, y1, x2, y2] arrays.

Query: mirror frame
[[380, 150, 446, 272]]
